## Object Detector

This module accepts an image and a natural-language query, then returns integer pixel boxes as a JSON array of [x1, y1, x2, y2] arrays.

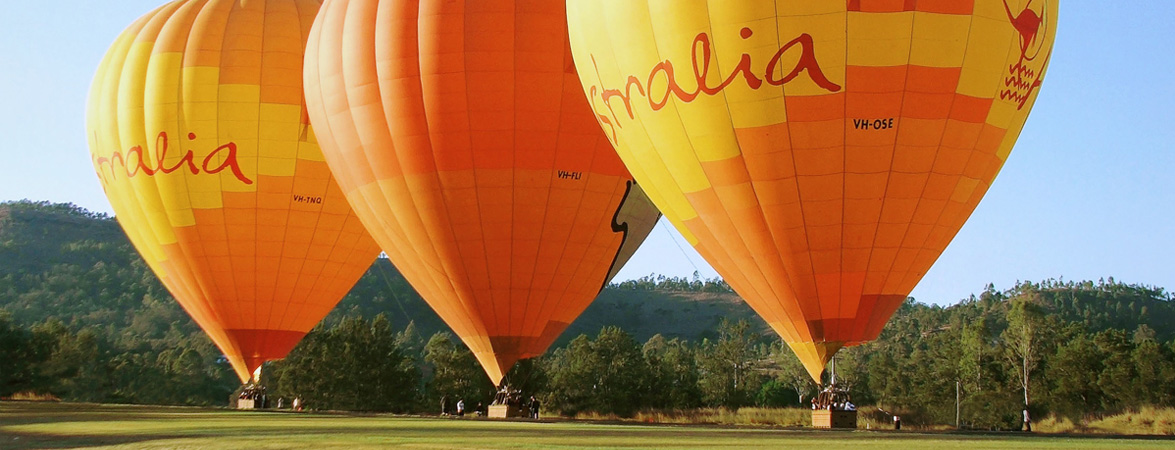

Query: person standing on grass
[[457, 399, 465, 417], [529, 396, 540, 419]]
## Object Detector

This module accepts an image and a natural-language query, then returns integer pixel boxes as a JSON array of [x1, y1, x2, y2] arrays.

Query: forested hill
[[0, 200, 766, 344], [0, 201, 126, 273], [3, 200, 1173, 342], [0, 200, 186, 333]]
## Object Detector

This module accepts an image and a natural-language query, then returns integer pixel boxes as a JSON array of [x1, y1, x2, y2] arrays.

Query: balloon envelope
[[87, 0, 380, 383], [304, 0, 661, 385], [568, 0, 1057, 381]]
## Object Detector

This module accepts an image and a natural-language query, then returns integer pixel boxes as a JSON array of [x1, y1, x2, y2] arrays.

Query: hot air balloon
[[87, 0, 381, 383], [567, 0, 1057, 382], [304, 0, 661, 385]]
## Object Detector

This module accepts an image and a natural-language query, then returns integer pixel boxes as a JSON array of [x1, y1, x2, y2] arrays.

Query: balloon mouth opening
[[221, 329, 308, 384], [785, 341, 845, 384]]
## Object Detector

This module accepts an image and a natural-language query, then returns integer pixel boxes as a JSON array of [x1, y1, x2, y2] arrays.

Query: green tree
[[696, 319, 761, 408], [543, 335, 596, 415], [959, 316, 992, 395], [642, 334, 701, 409], [543, 327, 648, 416], [1049, 328, 1104, 416], [270, 315, 420, 412], [829, 345, 866, 393], [1093, 329, 1136, 409], [31, 321, 108, 402], [774, 346, 816, 406], [0, 312, 48, 396], [1130, 339, 1169, 405], [588, 326, 648, 416], [423, 332, 494, 408], [1001, 292, 1047, 430]]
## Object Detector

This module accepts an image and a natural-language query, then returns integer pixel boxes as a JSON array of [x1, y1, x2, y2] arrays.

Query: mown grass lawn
[[2, 402, 1172, 450]]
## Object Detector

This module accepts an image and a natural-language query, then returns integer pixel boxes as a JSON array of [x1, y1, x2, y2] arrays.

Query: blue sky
[[1, 2, 1172, 306]]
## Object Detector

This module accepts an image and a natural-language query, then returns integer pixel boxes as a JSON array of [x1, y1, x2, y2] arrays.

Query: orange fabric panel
[[847, 0, 915, 13], [848, 0, 973, 14]]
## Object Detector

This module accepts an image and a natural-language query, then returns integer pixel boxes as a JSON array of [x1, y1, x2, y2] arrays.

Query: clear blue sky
[[2, 2, 1172, 306]]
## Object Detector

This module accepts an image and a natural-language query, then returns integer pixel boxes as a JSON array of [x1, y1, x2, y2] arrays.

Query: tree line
[[607, 272, 733, 293], [8, 278, 1175, 431]]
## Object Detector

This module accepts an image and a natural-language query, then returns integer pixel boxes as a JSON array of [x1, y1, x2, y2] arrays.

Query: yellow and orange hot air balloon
[[304, 0, 661, 385], [568, 0, 1057, 382], [86, 0, 381, 383]]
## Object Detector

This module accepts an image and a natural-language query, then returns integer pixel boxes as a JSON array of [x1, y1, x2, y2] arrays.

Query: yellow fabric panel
[[257, 103, 302, 177], [776, 1, 843, 16], [119, 41, 182, 246], [909, 13, 971, 68], [704, 0, 785, 130], [182, 66, 227, 209], [986, 87, 1021, 129], [613, 3, 713, 195], [144, 51, 198, 228], [977, 0, 1018, 20], [956, 15, 1013, 98], [216, 84, 262, 192], [295, 137, 325, 163], [846, 12, 912, 67], [647, 0, 741, 163]]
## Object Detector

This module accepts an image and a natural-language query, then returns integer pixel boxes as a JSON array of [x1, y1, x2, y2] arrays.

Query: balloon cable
[[374, 257, 414, 323], [659, 218, 703, 275]]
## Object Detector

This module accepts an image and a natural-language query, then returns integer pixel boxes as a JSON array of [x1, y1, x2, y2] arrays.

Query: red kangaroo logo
[[1004, 0, 1046, 62], [1001, 0, 1051, 110]]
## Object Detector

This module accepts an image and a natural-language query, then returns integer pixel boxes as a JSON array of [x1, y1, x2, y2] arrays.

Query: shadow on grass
[[2, 430, 203, 450]]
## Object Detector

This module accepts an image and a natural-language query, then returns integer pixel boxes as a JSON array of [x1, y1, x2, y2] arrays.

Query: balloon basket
[[487, 404, 526, 419], [812, 410, 857, 429]]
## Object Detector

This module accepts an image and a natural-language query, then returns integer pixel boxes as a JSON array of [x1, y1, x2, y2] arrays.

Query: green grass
[[2, 402, 1173, 450]]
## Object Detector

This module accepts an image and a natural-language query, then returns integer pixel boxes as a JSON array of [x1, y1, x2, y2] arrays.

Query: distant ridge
[[3, 199, 1173, 344], [0, 200, 766, 345]]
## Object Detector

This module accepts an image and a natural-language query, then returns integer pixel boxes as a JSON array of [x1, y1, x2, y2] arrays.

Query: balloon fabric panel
[[87, 0, 380, 383], [567, 0, 1056, 381], [305, 0, 660, 385]]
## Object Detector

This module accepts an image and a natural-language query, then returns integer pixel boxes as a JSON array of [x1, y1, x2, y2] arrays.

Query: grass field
[[3, 402, 1173, 450]]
